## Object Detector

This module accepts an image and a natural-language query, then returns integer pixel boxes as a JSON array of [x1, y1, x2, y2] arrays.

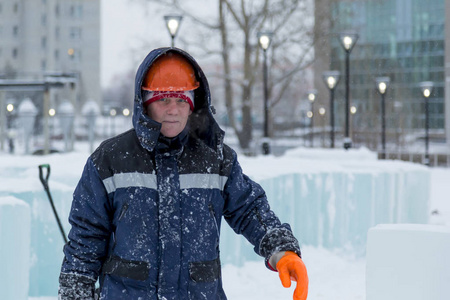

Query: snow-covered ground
[[1, 141, 448, 300], [222, 246, 366, 300], [225, 162, 449, 300]]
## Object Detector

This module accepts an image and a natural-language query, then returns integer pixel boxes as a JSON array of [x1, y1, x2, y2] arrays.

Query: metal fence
[[378, 151, 450, 168]]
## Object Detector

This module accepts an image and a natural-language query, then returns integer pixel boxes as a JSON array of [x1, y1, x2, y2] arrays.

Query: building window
[[13, 26, 19, 37], [68, 48, 81, 62], [41, 59, 47, 71], [12, 48, 18, 59], [13, 3, 18, 13], [55, 4, 59, 17], [54, 49, 59, 60], [55, 27, 60, 40], [41, 36, 47, 49], [70, 27, 82, 39], [70, 4, 83, 18], [41, 14, 47, 26]]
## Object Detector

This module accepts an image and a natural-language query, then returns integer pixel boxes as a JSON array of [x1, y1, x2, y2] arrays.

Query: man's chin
[[161, 128, 181, 138]]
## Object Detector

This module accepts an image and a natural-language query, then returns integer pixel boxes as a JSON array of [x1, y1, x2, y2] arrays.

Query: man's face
[[146, 97, 192, 138]]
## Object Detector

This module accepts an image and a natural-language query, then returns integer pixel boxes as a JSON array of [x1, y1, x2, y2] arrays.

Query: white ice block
[[366, 224, 450, 300], [0, 196, 31, 300]]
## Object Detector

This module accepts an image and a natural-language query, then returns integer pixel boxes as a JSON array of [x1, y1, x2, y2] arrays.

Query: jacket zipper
[[209, 203, 221, 253], [118, 202, 129, 221], [112, 203, 129, 252], [208, 203, 220, 237]]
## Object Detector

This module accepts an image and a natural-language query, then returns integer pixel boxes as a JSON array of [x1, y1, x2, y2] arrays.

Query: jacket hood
[[132, 47, 224, 153]]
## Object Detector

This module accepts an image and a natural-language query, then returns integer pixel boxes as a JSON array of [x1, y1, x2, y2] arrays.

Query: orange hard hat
[[142, 52, 200, 91]]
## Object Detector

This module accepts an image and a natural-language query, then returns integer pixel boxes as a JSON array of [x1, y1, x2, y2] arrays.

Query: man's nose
[[166, 100, 178, 113]]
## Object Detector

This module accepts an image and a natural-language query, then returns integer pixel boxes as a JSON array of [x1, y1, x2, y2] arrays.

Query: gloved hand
[[276, 251, 308, 300], [59, 273, 96, 300]]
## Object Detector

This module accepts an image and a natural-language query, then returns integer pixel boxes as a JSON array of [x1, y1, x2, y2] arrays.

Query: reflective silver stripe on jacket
[[103, 173, 228, 194], [103, 172, 157, 194], [179, 174, 228, 190]]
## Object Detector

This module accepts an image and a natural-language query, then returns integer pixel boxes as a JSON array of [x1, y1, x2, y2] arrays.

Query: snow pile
[[0, 146, 438, 298], [0, 196, 31, 300], [366, 224, 450, 300]]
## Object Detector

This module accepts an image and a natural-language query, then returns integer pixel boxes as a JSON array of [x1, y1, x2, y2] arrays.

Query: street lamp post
[[122, 108, 131, 132], [350, 105, 357, 146], [6, 102, 15, 153], [164, 15, 183, 47], [257, 31, 274, 155], [338, 32, 359, 150], [420, 81, 434, 166], [307, 90, 317, 147], [110, 108, 117, 137], [306, 110, 313, 147], [376, 77, 390, 159], [319, 107, 326, 147], [322, 71, 341, 148]]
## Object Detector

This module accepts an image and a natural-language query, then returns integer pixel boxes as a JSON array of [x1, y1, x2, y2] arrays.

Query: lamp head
[[376, 77, 390, 94], [339, 32, 359, 53], [322, 71, 341, 90], [307, 89, 317, 102], [164, 15, 183, 37], [319, 107, 326, 115], [419, 81, 434, 98], [6, 103, 14, 112], [257, 31, 274, 50]]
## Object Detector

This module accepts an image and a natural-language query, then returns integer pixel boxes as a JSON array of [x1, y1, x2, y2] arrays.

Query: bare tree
[[103, 70, 135, 110], [133, 0, 316, 152]]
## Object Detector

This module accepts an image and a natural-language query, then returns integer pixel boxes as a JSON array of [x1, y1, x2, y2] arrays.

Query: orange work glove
[[276, 251, 309, 300]]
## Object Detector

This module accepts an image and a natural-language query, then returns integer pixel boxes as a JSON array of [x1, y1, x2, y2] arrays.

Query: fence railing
[[378, 151, 450, 167]]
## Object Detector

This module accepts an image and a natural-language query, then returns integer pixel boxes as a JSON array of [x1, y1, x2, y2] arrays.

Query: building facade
[[445, 0, 450, 148], [314, 0, 448, 150], [0, 0, 101, 110]]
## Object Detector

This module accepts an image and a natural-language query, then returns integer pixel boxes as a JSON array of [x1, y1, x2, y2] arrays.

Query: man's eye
[[177, 99, 188, 103]]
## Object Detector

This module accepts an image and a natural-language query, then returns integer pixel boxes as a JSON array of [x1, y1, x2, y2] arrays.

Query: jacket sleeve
[[59, 157, 113, 298], [222, 152, 301, 266]]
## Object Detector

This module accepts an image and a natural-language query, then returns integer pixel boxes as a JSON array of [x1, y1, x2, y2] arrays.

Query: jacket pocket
[[102, 255, 149, 281], [189, 257, 221, 283]]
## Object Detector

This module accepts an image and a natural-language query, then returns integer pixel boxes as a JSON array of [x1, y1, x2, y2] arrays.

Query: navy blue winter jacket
[[59, 47, 300, 300]]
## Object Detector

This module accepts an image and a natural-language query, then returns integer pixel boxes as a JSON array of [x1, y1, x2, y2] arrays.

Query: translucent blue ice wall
[[0, 160, 75, 298], [220, 148, 431, 264], [0, 148, 430, 297], [0, 196, 31, 300]]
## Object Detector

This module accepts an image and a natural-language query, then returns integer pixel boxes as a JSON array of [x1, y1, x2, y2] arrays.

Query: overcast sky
[[100, 0, 218, 88], [100, 0, 169, 88]]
